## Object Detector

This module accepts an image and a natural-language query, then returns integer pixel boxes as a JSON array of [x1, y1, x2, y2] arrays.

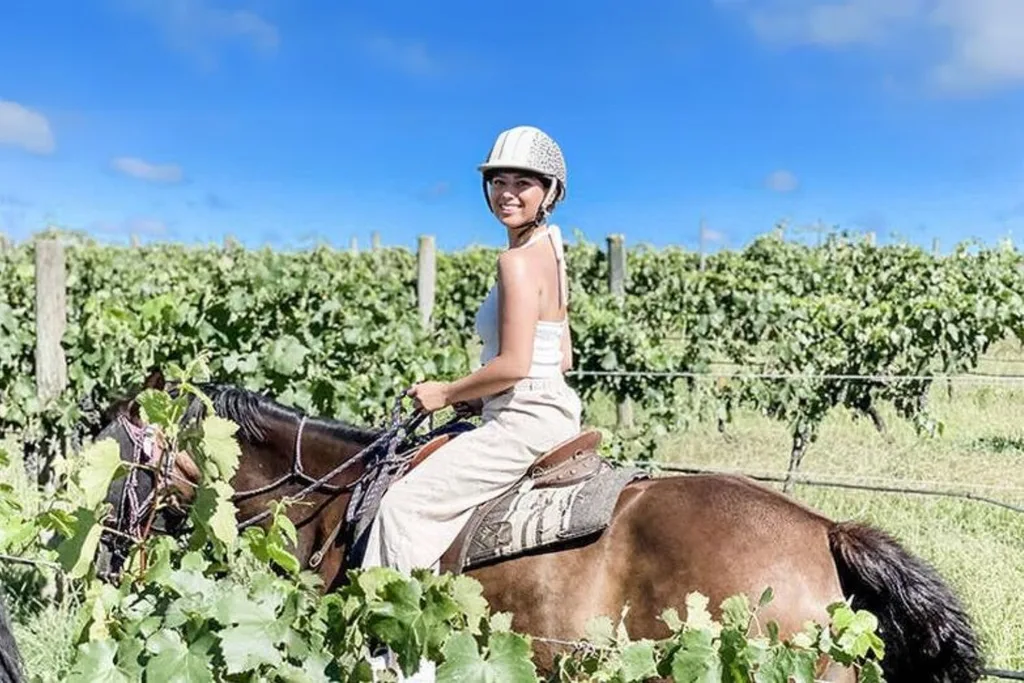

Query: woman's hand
[[407, 381, 451, 413], [452, 397, 484, 419]]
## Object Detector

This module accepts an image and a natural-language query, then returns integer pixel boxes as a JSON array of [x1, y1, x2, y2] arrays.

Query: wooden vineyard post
[[33, 236, 68, 488], [699, 219, 708, 271], [606, 234, 633, 428], [607, 233, 626, 297], [418, 234, 436, 329]]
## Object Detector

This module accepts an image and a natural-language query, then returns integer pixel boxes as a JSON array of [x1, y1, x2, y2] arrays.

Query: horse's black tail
[[827, 521, 984, 683]]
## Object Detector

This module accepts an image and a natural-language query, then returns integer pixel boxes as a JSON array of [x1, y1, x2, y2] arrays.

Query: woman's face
[[487, 171, 547, 229]]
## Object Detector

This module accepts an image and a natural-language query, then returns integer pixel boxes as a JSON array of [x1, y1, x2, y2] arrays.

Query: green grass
[[0, 438, 80, 682]]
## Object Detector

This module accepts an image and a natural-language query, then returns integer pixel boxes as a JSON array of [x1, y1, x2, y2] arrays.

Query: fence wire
[[567, 369, 1024, 382], [622, 461, 1024, 515]]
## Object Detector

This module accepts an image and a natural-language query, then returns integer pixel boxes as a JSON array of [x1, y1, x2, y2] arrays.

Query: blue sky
[[2, 0, 1024, 253]]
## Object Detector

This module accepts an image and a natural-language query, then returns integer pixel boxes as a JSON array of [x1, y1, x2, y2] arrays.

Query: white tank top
[[474, 225, 568, 378]]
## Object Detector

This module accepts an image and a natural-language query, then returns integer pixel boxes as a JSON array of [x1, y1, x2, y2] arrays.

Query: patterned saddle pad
[[442, 461, 649, 573]]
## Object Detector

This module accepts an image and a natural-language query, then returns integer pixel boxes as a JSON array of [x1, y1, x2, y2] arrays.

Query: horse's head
[[90, 366, 202, 579], [87, 365, 407, 585]]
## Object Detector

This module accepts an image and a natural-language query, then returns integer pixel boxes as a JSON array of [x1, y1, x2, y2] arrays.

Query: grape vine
[[3, 229, 1022, 473]]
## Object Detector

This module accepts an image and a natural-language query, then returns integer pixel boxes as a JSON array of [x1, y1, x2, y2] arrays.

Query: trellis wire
[[568, 369, 1024, 382], [620, 461, 1024, 515], [630, 465, 1024, 497]]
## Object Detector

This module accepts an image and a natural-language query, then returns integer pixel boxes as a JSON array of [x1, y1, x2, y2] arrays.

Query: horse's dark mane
[[175, 382, 381, 446]]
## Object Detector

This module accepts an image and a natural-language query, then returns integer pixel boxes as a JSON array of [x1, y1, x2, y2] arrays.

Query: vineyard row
[[2, 227, 1024, 480]]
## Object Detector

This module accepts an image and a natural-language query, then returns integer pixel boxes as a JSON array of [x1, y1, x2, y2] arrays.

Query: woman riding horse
[[360, 125, 583, 576], [89, 127, 986, 682]]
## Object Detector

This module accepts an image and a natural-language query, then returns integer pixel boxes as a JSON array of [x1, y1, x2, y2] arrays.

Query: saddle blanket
[[456, 464, 649, 572]]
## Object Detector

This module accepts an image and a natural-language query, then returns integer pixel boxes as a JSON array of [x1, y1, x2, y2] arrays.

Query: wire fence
[[567, 368, 1024, 382], [576, 367, 1024, 509], [621, 461, 1024, 515]]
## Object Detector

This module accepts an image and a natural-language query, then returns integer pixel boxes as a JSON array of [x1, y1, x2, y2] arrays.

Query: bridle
[[113, 415, 180, 539], [100, 394, 464, 578], [231, 415, 349, 517], [99, 413, 187, 579]]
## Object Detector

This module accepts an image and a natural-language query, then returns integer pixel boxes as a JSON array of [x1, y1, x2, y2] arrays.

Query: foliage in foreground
[[0, 360, 887, 682]]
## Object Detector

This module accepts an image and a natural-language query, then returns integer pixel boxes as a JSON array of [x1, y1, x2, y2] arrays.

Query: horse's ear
[[143, 366, 165, 390]]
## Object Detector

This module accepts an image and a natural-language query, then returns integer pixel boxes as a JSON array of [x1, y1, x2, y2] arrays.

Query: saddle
[[335, 421, 648, 574], [395, 427, 644, 574]]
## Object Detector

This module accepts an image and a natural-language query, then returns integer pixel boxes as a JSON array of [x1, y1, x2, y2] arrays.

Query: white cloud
[[929, 0, 1024, 93], [721, 0, 1024, 94], [365, 35, 443, 77], [92, 216, 169, 237], [121, 0, 279, 67], [746, 0, 924, 47], [111, 157, 184, 183], [765, 169, 799, 193], [0, 100, 56, 155]]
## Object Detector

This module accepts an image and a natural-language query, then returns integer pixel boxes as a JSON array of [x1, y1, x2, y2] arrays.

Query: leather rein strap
[[234, 399, 429, 531]]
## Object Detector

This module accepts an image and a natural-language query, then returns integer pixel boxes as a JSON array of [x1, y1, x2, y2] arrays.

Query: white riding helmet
[[478, 125, 567, 222]]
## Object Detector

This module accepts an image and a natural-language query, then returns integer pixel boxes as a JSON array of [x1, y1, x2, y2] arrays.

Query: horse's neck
[[299, 420, 376, 481]]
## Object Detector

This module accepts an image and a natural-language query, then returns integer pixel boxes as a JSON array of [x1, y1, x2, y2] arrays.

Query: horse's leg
[[469, 475, 854, 679]]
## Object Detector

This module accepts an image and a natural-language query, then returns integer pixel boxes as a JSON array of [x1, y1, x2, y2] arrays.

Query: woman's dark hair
[[483, 168, 552, 191]]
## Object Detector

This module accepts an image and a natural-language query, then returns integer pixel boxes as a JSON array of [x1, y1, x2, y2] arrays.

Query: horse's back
[[622, 472, 837, 535], [612, 472, 844, 620], [471, 472, 845, 649]]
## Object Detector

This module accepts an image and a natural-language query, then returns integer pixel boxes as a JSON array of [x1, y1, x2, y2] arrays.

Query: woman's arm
[[441, 250, 538, 405], [560, 318, 573, 373]]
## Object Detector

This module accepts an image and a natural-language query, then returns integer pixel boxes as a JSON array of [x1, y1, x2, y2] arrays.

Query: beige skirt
[[360, 376, 582, 574]]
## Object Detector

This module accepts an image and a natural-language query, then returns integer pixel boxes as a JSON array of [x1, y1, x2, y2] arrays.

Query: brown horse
[[92, 370, 984, 683]]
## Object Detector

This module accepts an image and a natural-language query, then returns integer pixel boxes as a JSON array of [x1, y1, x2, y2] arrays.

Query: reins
[[103, 391, 463, 580], [235, 396, 430, 531]]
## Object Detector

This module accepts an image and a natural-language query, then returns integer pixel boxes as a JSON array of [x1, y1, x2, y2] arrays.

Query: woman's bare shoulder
[[496, 247, 536, 282]]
